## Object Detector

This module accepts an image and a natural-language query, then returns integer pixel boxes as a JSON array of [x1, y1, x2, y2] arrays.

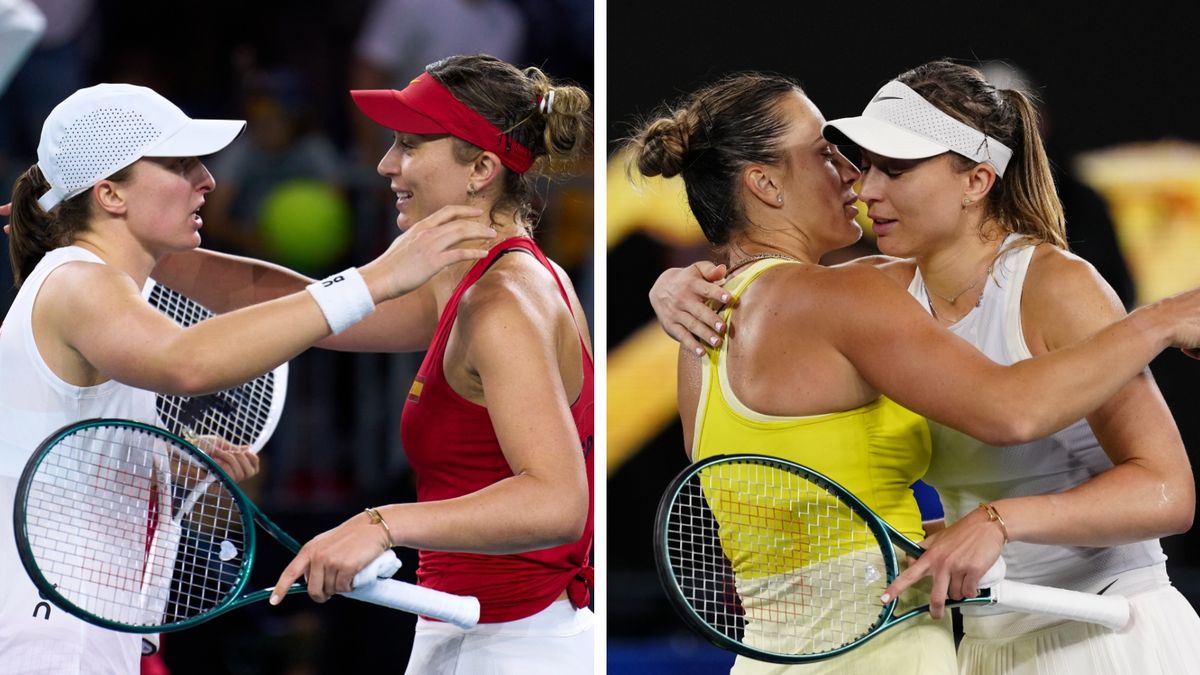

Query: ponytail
[[8, 163, 133, 286], [9, 166, 65, 287], [898, 60, 1067, 249], [995, 88, 1066, 248]]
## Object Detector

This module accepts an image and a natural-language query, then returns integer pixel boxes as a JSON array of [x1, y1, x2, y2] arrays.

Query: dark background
[[606, 2, 1200, 672]]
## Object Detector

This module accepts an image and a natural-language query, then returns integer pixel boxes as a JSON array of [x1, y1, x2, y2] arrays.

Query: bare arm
[[152, 204, 492, 353], [650, 256, 915, 356], [269, 263, 589, 602], [824, 263, 1196, 446], [883, 252, 1195, 617], [49, 206, 494, 394], [989, 250, 1194, 544], [153, 248, 440, 353]]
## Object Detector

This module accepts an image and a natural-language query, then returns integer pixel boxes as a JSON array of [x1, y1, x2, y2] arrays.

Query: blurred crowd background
[[0, 0, 592, 673], [607, 2, 1200, 673]]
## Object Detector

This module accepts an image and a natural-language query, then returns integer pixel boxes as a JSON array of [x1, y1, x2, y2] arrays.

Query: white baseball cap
[[822, 80, 1013, 177], [36, 83, 247, 211]]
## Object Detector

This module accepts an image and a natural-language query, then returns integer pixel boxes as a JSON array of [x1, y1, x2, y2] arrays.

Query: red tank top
[[400, 238, 594, 623]]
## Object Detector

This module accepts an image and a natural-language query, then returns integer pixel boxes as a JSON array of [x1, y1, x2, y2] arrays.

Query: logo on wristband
[[321, 275, 346, 288]]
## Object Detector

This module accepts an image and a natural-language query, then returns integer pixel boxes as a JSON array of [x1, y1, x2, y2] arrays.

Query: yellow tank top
[[691, 259, 931, 578]]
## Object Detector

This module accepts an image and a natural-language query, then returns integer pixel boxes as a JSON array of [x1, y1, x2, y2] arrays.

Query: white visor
[[823, 80, 1013, 177]]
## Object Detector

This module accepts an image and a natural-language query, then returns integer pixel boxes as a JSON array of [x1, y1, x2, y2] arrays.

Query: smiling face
[[376, 132, 474, 231], [120, 157, 215, 252], [856, 149, 971, 258], [770, 93, 863, 254]]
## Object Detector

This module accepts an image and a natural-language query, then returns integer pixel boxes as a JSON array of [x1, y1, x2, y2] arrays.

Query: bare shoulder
[[741, 261, 906, 323], [838, 254, 917, 287], [457, 250, 570, 342], [41, 260, 141, 313], [1024, 244, 1121, 311], [1023, 244, 1125, 350]]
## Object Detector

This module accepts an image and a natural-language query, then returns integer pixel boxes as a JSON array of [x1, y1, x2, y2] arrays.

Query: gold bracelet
[[977, 502, 1010, 544], [363, 506, 394, 551]]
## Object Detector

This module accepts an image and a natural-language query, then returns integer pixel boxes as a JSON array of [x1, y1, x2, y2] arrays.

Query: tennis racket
[[654, 454, 1131, 664], [142, 279, 287, 453], [140, 280, 290, 654], [13, 418, 481, 634]]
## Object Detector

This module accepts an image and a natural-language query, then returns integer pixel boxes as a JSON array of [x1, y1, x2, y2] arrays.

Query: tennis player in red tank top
[[250, 55, 596, 674]]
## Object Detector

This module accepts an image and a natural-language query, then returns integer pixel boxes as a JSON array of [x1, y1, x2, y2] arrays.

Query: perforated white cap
[[823, 81, 1013, 177], [36, 83, 246, 211]]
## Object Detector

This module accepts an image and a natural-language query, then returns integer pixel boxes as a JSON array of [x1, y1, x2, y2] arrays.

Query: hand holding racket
[[14, 419, 481, 633], [880, 500, 1010, 619], [654, 454, 1132, 664], [270, 507, 410, 605], [188, 434, 259, 482]]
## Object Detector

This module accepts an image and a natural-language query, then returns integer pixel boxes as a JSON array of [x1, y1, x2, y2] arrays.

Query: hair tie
[[538, 89, 556, 115]]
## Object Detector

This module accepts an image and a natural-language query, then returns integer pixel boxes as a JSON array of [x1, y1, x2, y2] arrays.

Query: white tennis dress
[[0, 246, 154, 674], [911, 235, 1200, 674]]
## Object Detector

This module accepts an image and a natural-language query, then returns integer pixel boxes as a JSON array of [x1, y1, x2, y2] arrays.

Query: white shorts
[[959, 563, 1200, 675], [404, 599, 593, 675], [0, 478, 142, 674]]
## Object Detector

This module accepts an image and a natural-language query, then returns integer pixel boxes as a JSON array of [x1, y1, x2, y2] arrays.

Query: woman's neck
[[71, 223, 157, 288], [726, 231, 822, 268], [435, 206, 530, 291], [915, 225, 1008, 317]]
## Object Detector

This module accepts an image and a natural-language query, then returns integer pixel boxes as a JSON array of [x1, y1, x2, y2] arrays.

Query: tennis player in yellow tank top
[[690, 259, 949, 674], [632, 73, 1200, 674]]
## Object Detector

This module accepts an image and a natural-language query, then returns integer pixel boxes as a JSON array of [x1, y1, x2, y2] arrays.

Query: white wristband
[[305, 268, 375, 334]]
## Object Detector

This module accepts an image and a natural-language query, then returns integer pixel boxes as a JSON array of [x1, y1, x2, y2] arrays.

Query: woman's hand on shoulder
[[649, 261, 730, 355], [359, 205, 497, 303]]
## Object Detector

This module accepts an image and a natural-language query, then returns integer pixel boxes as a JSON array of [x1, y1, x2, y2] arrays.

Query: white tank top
[[909, 234, 1165, 591], [0, 246, 153, 673], [0, 245, 155, 479]]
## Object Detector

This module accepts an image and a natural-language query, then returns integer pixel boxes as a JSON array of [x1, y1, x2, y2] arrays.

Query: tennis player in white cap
[[653, 59, 1200, 674], [0, 82, 493, 674]]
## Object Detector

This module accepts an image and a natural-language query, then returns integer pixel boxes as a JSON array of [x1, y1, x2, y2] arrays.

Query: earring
[[468, 184, 477, 199], [962, 197, 972, 206], [776, 194, 784, 205]]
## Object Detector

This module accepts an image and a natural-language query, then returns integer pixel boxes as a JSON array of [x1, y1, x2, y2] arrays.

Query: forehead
[[777, 91, 824, 142], [860, 147, 950, 169]]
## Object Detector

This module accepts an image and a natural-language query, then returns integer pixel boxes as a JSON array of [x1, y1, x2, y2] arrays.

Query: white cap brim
[[823, 116, 949, 161], [143, 118, 247, 158], [822, 80, 1013, 176]]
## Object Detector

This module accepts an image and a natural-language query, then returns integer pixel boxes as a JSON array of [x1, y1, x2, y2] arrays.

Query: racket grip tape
[[990, 579, 1131, 631], [342, 579, 481, 629], [352, 550, 403, 588]]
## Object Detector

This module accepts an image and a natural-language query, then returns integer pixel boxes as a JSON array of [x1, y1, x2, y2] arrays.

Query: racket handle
[[990, 579, 1131, 631], [352, 550, 403, 588], [342, 579, 481, 629]]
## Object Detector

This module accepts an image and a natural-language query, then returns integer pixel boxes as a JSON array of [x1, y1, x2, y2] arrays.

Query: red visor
[[351, 73, 535, 174]]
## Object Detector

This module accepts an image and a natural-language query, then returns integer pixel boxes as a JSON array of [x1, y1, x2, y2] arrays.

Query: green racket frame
[[14, 418, 313, 633]]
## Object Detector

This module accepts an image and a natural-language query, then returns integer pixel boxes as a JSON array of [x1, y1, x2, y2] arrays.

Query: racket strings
[[147, 284, 275, 447], [23, 425, 250, 629], [665, 460, 890, 657]]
